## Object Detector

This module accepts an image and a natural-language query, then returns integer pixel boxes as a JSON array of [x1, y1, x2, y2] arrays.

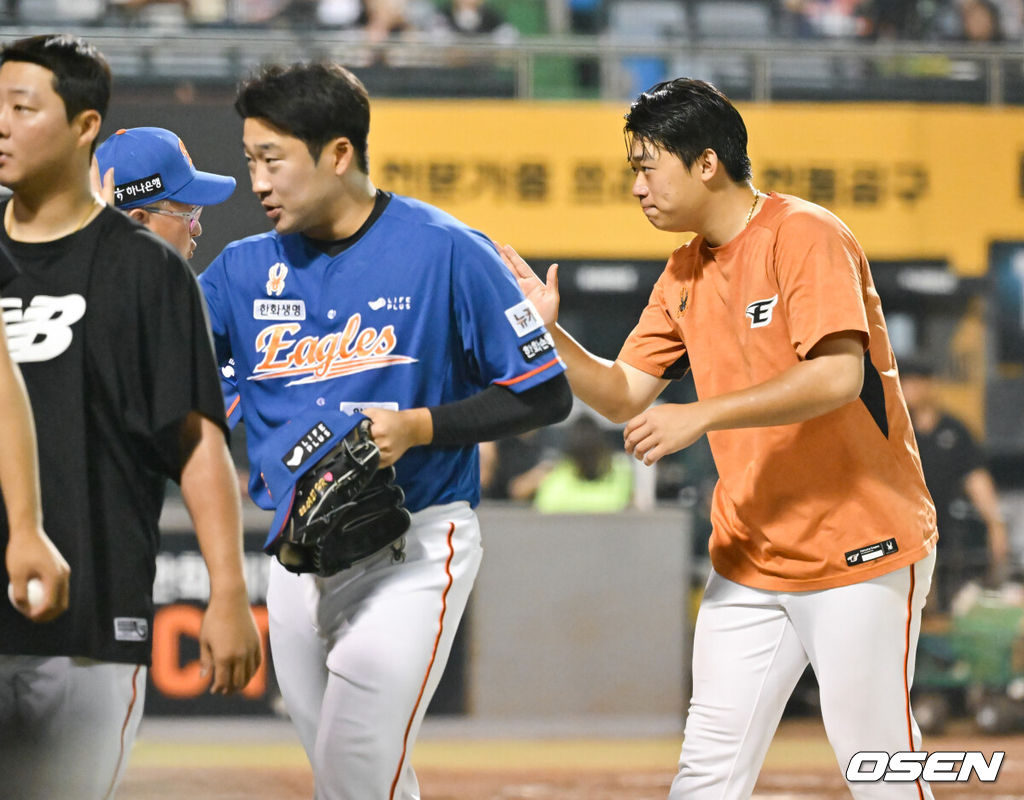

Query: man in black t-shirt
[[902, 359, 1010, 612], [0, 243, 70, 624], [0, 35, 262, 800]]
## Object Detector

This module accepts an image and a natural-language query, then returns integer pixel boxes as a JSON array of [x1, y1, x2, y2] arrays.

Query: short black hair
[[624, 78, 752, 183], [0, 34, 111, 123], [564, 414, 612, 482], [235, 62, 370, 172]]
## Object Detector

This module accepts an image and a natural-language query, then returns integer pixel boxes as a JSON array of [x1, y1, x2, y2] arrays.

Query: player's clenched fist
[[362, 407, 434, 468], [623, 403, 710, 465], [5, 529, 70, 623]]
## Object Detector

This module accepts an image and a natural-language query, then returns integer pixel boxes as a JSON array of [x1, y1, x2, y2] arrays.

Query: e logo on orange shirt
[[745, 295, 778, 328]]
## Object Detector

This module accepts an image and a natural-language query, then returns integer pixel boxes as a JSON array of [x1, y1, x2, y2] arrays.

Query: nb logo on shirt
[[745, 295, 778, 328], [2, 294, 87, 363]]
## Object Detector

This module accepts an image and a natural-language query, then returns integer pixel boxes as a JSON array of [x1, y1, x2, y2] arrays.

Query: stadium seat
[[691, 0, 774, 39]]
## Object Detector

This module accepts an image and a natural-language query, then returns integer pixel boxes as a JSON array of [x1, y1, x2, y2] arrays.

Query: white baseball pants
[[0, 655, 145, 800], [267, 500, 483, 800], [672, 550, 936, 800]]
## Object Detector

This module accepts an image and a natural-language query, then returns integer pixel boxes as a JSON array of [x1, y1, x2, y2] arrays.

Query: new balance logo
[[745, 294, 778, 328], [2, 295, 87, 363]]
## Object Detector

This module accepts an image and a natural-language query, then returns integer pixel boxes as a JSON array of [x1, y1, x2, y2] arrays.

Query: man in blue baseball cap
[[96, 126, 236, 259]]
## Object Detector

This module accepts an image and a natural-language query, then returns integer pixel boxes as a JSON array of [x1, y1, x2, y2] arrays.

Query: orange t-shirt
[[618, 193, 937, 592]]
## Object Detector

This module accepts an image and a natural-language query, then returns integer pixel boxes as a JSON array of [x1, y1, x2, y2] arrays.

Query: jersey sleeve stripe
[[226, 394, 241, 419], [493, 357, 561, 387]]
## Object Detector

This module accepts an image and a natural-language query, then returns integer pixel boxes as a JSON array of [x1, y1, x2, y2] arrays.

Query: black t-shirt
[[0, 241, 18, 287], [0, 204, 227, 665]]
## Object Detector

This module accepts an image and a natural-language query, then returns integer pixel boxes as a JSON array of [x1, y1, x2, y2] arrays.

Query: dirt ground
[[118, 717, 1024, 799]]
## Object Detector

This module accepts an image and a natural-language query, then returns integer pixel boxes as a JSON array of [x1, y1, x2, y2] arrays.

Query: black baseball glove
[[271, 419, 411, 577]]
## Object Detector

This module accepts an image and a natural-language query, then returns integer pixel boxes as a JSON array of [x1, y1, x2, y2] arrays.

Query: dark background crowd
[[0, 1, 1018, 45]]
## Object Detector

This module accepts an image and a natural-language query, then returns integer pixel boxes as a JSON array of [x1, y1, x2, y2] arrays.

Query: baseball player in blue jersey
[[198, 61, 572, 799]]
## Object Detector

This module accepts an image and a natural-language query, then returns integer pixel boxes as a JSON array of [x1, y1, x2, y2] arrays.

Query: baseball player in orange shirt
[[502, 78, 938, 799]]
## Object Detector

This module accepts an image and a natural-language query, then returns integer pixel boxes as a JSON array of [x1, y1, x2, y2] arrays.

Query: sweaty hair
[[624, 78, 752, 183], [0, 34, 111, 123], [235, 62, 371, 172]]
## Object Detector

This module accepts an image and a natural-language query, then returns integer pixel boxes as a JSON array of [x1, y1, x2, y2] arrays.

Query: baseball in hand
[[7, 578, 45, 609]]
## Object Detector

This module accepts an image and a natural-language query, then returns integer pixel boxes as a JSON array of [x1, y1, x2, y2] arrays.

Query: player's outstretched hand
[[199, 590, 262, 695], [498, 244, 560, 327], [5, 528, 70, 623], [362, 407, 433, 468], [623, 403, 709, 465]]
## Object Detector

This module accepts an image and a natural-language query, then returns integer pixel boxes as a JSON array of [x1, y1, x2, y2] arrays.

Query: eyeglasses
[[143, 204, 203, 234]]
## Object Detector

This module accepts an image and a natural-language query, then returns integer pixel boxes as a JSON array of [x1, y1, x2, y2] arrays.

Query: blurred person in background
[[108, 0, 190, 27], [780, 0, 872, 38], [990, 0, 1024, 38], [291, 0, 440, 46], [858, 0, 935, 39], [480, 429, 558, 503], [431, 0, 518, 41], [533, 414, 633, 513], [277, 0, 360, 28], [901, 359, 1010, 613], [956, 0, 1004, 41]]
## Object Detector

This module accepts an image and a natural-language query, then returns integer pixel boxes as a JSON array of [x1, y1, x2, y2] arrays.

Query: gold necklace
[[4, 197, 100, 239], [745, 188, 762, 226], [72, 198, 100, 233]]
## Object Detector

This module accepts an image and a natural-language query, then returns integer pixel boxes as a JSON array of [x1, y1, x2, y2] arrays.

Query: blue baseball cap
[[95, 126, 236, 210], [256, 409, 371, 550]]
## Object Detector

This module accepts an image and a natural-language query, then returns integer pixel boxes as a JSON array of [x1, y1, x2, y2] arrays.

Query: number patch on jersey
[[845, 538, 899, 566], [504, 299, 543, 337], [254, 299, 306, 320]]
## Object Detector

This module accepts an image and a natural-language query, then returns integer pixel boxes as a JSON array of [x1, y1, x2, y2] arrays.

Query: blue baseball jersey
[[199, 193, 564, 513]]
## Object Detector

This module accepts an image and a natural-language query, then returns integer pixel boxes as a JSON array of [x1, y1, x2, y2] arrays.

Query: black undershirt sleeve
[[429, 373, 572, 447]]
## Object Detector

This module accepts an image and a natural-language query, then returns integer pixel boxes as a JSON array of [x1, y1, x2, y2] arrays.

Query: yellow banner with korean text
[[370, 101, 1024, 275]]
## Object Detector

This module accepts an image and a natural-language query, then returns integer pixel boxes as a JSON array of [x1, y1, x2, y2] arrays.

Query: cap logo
[[114, 173, 164, 205], [178, 138, 194, 167]]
